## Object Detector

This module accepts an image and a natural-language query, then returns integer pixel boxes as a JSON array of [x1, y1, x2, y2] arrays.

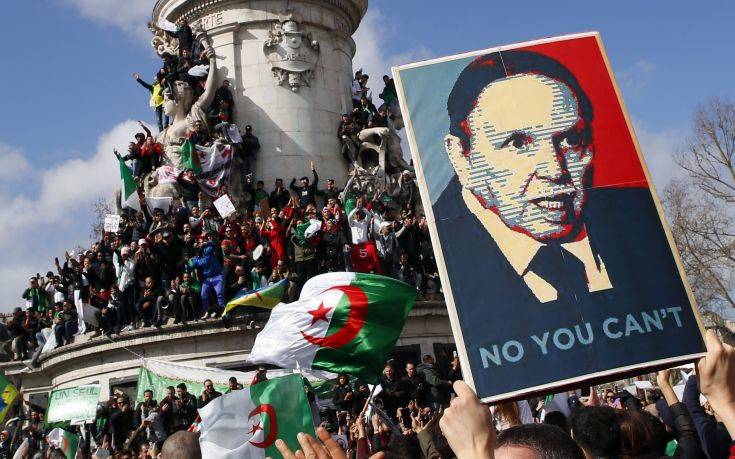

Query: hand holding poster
[[103, 214, 120, 233], [214, 194, 236, 218], [392, 32, 705, 402]]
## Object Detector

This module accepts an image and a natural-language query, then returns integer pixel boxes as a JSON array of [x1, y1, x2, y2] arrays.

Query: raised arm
[[196, 47, 218, 111]]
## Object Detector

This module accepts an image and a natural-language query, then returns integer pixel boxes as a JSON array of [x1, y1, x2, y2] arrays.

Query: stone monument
[[151, 0, 368, 187]]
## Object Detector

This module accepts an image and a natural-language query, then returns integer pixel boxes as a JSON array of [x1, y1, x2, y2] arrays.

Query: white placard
[[214, 194, 236, 218], [103, 214, 120, 233]]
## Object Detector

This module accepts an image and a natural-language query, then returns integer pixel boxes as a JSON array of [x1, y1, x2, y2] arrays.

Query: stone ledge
[[0, 300, 447, 376]]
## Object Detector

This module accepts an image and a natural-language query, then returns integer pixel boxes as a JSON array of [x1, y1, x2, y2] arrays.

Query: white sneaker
[[121, 325, 134, 332]]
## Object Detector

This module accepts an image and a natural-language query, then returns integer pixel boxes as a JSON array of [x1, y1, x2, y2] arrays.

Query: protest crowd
[[0, 16, 734, 459]]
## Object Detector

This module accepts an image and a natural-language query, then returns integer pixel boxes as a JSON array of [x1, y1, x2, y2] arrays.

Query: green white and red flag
[[197, 373, 314, 459], [46, 428, 79, 459], [117, 155, 141, 212], [249, 272, 417, 383]]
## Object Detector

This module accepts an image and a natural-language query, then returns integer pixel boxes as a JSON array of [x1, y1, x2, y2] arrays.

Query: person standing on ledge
[[290, 161, 319, 208]]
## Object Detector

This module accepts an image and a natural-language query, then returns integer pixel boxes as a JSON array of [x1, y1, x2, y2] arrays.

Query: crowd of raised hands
[[267, 330, 735, 459]]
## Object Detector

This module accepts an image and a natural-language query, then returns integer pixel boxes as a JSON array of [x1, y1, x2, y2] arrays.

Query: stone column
[[152, 0, 368, 187]]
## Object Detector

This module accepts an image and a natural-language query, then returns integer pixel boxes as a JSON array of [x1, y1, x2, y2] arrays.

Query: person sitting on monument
[[369, 106, 389, 128], [53, 300, 78, 347], [133, 72, 167, 132], [290, 161, 320, 207], [353, 96, 373, 128], [211, 79, 234, 122], [136, 276, 165, 328]]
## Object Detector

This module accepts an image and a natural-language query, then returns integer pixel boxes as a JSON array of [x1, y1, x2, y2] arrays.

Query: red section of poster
[[523, 37, 647, 189]]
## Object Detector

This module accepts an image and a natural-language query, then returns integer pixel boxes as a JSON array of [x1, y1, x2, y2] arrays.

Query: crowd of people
[[2, 15, 734, 459], [2, 46, 435, 365], [4, 332, 735, 458], [272, 330, 735, 459]]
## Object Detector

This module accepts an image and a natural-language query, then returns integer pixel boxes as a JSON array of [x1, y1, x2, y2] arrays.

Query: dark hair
[[496, 424, 584, 459], [144, 389, 153, 395], [176, 383, 187, 390], [618, 409, 653, 458], [447, 50, 593, 155], [570, 406, 621, 458], [543, 410, 569, 433], [166, 385, 175, 391]]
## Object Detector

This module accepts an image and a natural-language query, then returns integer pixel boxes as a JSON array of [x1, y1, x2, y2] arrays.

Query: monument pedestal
[[152, 0, 368, 186]]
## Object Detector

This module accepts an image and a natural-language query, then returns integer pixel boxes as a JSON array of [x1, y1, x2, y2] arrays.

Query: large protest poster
[[45, 385, 100, 425], [392, 32, 706, 402]]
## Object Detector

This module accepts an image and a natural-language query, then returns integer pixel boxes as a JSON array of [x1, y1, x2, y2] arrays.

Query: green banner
[[136, 367, 230, 403], [45, 385, 100, 426]]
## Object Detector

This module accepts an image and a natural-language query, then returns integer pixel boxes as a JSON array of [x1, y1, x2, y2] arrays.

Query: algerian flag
[[180, 139, 202, 174], [0, 373, 18, 424], [198, 374, 314, 459], [249, 272, 416, 382], [46, 428, 79, 459], [118, 155, 141, 212]]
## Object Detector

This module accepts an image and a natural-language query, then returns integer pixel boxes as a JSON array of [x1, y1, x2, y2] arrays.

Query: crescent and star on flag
[[247, 403, 278, 449], [300, 286, 368, 348]]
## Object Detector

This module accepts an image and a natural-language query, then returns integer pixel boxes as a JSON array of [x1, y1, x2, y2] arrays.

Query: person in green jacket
[[418, 354, 453, 409], [21, 277, 47, 314]]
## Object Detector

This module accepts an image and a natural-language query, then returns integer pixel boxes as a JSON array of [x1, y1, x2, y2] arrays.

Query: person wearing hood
[[188, 241, 225, 319]]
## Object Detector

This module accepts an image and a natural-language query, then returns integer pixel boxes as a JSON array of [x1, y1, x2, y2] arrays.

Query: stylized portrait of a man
[[443, 51, 612, 303], [395, 35, 704, 400]]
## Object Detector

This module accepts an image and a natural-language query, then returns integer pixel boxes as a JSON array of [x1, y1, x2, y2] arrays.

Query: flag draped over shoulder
[[117, 155, 141, 212], [0, 373, 18, 424], [224, 279, 287, 315], [249, 273, 417, 383], [198, 374, 314, 459]]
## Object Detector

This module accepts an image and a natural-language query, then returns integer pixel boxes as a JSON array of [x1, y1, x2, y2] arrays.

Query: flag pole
[[361, 383, 378, 417]]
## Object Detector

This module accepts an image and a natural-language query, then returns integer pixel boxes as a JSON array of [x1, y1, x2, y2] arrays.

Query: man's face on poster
[[446, 74, 593, 241]]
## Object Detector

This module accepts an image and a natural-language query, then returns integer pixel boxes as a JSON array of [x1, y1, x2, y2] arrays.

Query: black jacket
[[172, 393, 197, 428], [197, 390, 222, 409], [290, 170, 319, 207]]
